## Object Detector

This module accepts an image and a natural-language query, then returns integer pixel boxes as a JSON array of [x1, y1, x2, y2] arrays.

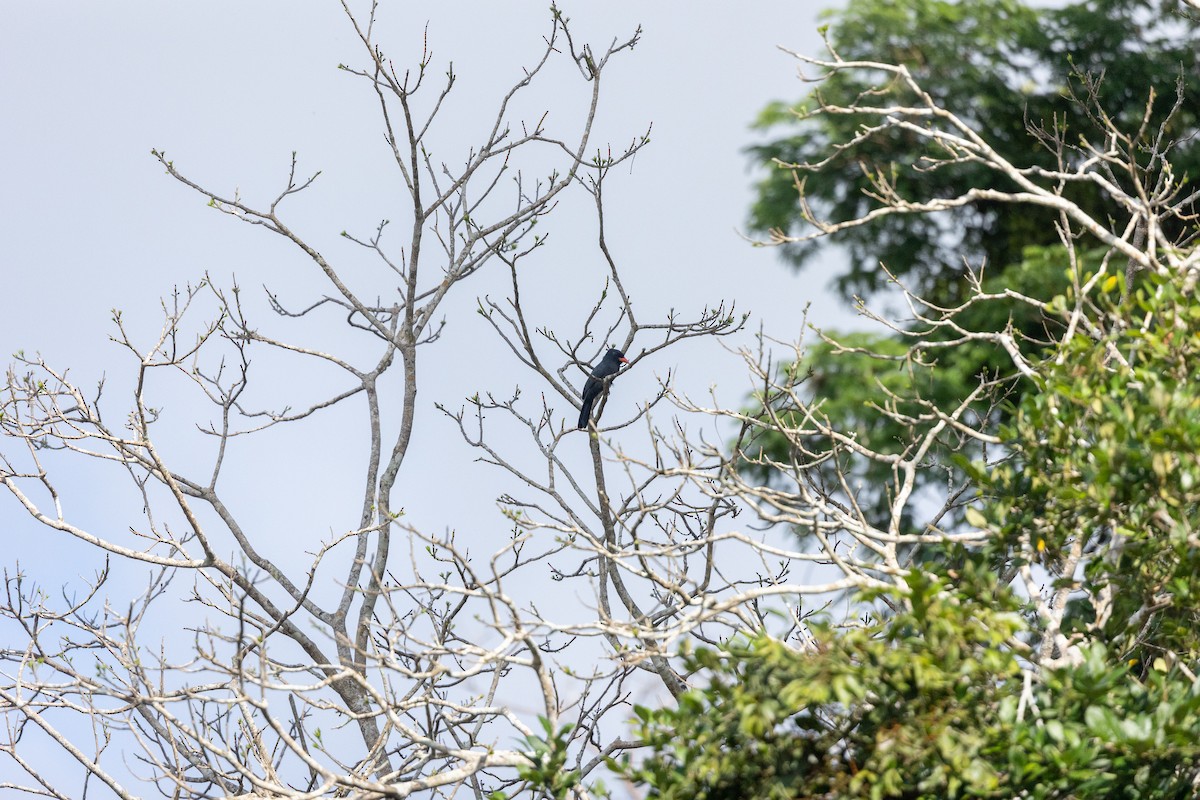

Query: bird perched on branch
[[577, 348, 629, 430]]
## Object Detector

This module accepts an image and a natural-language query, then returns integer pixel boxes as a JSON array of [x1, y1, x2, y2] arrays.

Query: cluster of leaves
[[619, 579, 1200, 799], [984, 279, 1200, 669], [622, 567, 1024, 799], [510, 719, 583, 800]]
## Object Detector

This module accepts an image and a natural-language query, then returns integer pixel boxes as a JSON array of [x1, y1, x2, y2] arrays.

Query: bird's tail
[[577, 401, 592, 430]]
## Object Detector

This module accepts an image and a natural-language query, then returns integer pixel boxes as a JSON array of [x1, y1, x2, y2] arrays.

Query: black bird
[[577, 348, 629, 430]]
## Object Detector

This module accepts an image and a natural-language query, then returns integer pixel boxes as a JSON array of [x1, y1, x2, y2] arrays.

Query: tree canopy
[[749, 0, 1200, 303], [624, 281, 1200, 799], [742, 0, 1200, 531], [612, 1, 1200, 797]]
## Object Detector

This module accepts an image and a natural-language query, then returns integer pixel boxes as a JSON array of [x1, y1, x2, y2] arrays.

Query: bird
[[577, 348, 629, 430]]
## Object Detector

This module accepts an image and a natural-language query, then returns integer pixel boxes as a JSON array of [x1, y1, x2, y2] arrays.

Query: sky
[[0, 2, 858, 792], [1, 2, 856, 574]]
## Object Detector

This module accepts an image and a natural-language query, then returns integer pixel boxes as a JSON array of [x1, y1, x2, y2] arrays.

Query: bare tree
[[0, 4, 797, 798], [1, 5, 670, 797]]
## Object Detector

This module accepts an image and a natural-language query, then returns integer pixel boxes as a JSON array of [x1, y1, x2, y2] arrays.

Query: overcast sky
[[2, 2, 860, 571], [1, 2, 881, 792]]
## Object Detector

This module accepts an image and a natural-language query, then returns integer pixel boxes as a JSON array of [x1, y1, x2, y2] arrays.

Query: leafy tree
[[987, 279, 1200, 672], [608, 5, 1200, 796], [625, 567, 1025, 800], [623, 280, 1200, 800], [749, 0, 1200, 303], [742, 0, 1200, 529], [624, 574, 1200, 799]]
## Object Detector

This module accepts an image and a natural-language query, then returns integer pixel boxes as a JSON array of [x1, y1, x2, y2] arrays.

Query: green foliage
[[623, 571, 1200, 798], [986, 279, 1200, 668], [743, 1, 1200, 536], [629, 5, 1200, 797], [516, 718, 583, 800], [622, 566, 1025, 800], [749, 0, 1200, 303], [999, 642, 1200, 799], [633, 280, 1200, 798]]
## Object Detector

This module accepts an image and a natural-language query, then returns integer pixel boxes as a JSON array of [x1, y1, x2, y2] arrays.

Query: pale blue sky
[[1, 5, 856, 791], [2, 2, 855, 568]]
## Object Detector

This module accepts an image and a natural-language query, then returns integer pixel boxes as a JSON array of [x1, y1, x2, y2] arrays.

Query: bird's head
[[608, 348, 629, 364]]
